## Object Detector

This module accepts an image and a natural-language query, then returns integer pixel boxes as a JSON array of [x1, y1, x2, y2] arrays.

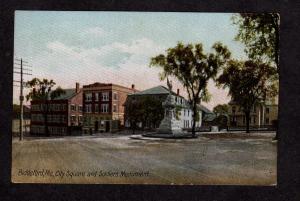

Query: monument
[[156, 87, 183, 135], [144, 78, 190, 138]]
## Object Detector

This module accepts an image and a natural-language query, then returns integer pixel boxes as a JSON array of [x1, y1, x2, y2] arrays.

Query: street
[[12, 132, 277, 185]]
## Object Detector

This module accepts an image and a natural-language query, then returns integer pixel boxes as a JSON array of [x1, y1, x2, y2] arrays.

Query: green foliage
[[212, 115, 228, 128], [213, 104, 229, 116], [217, 59, 278, 132], [124, 95, 164, 131], [232, 13, 279, 72], [150, 42, 231, 135], [25, 78, 65, 136], [26, 78, 65, 101]]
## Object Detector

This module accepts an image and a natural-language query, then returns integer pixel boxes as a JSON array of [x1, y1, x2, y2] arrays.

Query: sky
[[14, 11, 247, 110]]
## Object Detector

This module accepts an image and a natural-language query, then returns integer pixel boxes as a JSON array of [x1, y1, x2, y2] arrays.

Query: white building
[[125, 85, 210, 129]]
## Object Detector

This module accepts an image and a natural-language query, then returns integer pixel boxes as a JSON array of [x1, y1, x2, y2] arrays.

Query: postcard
[[12, 11, 278, 185]]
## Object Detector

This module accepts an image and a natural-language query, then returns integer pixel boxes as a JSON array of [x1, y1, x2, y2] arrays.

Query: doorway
[[94, 121, 99, 132], [105, 121, 110, 132]]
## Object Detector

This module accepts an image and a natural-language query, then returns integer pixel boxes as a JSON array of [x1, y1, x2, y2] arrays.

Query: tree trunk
[[245, 110, 250, 133], [191, 102, 197, 137]]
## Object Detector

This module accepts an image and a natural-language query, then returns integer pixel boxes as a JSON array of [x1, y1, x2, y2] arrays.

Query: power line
[[14, 66, 33, 71]]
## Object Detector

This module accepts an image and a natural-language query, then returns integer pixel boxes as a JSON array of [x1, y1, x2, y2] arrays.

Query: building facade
[[228, 98, 278, 127], [82, 82, 137, 134], [124, 85, 210, 129], [30, 83, 83, 136]]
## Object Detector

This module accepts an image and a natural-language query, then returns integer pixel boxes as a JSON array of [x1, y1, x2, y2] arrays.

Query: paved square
[[12, 132, 277, 185]]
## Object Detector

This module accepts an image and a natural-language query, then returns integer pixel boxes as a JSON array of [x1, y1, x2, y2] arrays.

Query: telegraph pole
[[20, 59, 24, 141], [14, 58, 32, 141]]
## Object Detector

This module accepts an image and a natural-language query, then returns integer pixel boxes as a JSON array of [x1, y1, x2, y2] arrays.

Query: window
[[101, 104, 109, 113], [62, 104, 66, 111], [95, 104, 99, 113], [113, 104, 117, 112], [78, 115, 83, 122], [266, 107, 270, 114], [32, 114, 44, 122], [184, 109, 186, 116], [31, 125, 44, 134], [113, 92, 118, 100], [71, 115, 76, 122], [85, 104, 92, 113], [62, 115, 66, 123], [78, 105, 82, 112], [95, 93, 99, 101], [31, 104, 40, 111], [188, 110, 190, 117], [266, 118, 270, 124], [85, 93, 92, 101], [71, 104, 76, 111], [102, 92, 109, 101]]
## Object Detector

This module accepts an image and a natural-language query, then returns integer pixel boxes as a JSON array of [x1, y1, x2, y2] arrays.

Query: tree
[[26, 78, 65, 136], [232, 13, 279, 73], [124, 98, 142, 134], [124, 96, 164, 133], [233, 13, 279, 138], [213, 104, 229, 128], [150, 42, 231, 137], [217, 60, 277, 133], [141, 96, 164, 129], [213, 104, 229, 116]]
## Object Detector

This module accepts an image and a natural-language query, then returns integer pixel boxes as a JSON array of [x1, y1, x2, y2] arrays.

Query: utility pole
[[14, 58, 32, 141]]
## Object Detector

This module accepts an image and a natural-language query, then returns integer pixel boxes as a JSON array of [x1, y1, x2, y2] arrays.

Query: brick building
[[82, 82, 137, 133], [30, 83, 83, 136]]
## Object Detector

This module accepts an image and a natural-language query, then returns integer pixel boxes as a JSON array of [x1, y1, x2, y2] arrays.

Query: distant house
[[124, 85, 210, 129], [30, 83, 83, 136], [200, 105, 217, 127], [82, 82, 137, 134], [228, 97, 278, 127]]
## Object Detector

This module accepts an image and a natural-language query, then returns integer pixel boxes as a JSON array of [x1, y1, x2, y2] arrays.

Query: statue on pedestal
[[156, 78, 183, 135]]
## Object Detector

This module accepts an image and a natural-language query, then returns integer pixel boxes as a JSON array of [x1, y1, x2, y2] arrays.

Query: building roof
[[203, 113, 217, 122], [83, 82, 136, 90], [52, 88, 79, 100], [129, 85, 214, 113], [197, 104, 213, 114], [129, 85, 184, 98]]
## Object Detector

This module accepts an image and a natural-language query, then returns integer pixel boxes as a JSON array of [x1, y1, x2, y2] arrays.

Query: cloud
[[17, 37, 230, 110], [45, 37, 165, 68]]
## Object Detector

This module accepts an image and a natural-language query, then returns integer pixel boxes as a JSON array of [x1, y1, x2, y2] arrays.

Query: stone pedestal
[[156, 94, 184, 136]]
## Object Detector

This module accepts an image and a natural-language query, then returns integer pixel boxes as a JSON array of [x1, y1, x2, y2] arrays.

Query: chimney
[[131, 84, 135, 90], [177, 88, 180, 96], [76, 82, 80, 93]]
